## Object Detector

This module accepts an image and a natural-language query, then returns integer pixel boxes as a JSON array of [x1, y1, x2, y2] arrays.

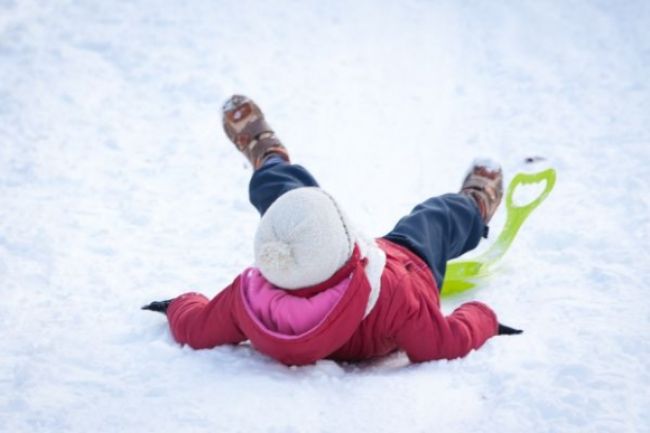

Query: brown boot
[[460, 159, 504, 224], [222, 95, 290, 169]]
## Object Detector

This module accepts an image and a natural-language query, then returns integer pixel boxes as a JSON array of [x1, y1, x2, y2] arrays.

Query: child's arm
[[166, 275, 247, 349], [395, 299, 499, 362]]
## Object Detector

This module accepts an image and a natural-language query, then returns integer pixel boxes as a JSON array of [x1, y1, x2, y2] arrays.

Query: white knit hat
[[254, 187, 355, 289]]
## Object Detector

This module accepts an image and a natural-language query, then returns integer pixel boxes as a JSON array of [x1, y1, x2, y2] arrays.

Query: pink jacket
[[166, 239, 498, 365]]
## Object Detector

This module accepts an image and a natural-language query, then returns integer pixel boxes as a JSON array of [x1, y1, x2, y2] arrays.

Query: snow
[[1, 0, 649, 432]]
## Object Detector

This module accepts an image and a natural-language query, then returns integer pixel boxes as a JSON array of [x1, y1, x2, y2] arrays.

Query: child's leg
[[383, 193, 486, 287], [221, 95, 319, 216], [249, 156, 319, 216]]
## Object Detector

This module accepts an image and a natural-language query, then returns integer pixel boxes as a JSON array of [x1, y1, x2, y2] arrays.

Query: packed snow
[[1, 1, 649, 432]]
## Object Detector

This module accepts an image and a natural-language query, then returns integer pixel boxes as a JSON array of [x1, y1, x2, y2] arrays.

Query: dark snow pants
[[249, 157, 486, 288]]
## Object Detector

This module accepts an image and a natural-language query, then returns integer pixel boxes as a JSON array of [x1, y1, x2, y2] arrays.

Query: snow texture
[[1, 1, 649, 432]]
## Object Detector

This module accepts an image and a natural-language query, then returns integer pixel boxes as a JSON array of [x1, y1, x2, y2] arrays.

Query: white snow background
[[1, 1, 649, 432]]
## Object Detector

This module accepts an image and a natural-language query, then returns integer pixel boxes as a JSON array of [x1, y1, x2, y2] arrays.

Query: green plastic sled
[[440, 167, 557, 298]]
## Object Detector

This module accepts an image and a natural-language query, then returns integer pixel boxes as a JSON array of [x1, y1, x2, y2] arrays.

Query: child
[[143, 95, 522, 366]]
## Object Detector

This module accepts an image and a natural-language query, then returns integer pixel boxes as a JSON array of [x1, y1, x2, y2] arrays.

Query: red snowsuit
[[166, 239, 498, 366]]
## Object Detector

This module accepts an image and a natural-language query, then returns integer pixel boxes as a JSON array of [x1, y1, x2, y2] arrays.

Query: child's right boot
[[222, 95, 290, 169], [460, 159, 504, 224]]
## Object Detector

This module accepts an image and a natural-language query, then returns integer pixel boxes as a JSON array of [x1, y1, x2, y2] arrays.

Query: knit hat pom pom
[[254, 187, 353, 289], [256, 241, 294, 271]]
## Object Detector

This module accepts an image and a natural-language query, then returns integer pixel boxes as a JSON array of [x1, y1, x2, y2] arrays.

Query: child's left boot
[[460, 159, 504, 224], [222, 95, 290, 169]]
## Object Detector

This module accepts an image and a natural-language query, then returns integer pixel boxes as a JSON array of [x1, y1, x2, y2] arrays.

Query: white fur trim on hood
[[354, 230, 386, 317]]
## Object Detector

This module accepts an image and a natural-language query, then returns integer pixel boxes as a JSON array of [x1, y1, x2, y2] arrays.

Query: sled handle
[[441, 168, 556, 298], [505, 168, 557, 215], [480, 168, 557, 263]]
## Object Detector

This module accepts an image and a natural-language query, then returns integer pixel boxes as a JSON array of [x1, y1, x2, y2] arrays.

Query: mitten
[[141, 299, 174, 314], [497, 323, 523, 335]]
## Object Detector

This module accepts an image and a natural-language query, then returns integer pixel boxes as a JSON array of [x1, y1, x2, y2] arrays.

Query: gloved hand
[[497, 323, 523, 335], [141, 299, 174, 314]]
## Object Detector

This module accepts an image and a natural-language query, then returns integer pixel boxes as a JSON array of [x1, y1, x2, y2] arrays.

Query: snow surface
[[1, 1, 649, 432]]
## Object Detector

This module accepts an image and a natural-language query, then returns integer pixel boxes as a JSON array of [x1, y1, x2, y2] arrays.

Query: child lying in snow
[[143, 95, 522, 366]]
